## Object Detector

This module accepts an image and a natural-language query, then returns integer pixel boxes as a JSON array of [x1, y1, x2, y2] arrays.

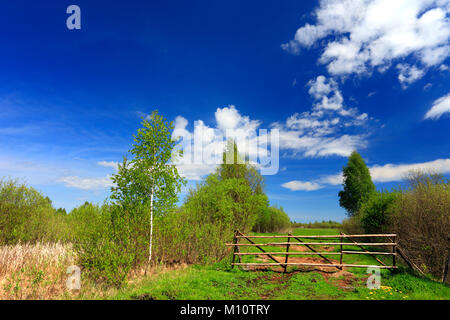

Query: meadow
[[1, 228, 448, 300], [99, 228, 450, 300], [1, 115, 448, 301]]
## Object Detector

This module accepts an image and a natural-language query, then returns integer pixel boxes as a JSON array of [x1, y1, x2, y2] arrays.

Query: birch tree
[[111, 110, 185, 272]]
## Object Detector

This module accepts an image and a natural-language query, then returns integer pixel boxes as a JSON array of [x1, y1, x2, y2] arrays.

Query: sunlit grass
[[103, 228, 450, 300]]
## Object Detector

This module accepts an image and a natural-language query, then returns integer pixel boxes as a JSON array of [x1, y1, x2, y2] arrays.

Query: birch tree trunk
[[145, 148, 156, 276], [145, 185, 154, 275]]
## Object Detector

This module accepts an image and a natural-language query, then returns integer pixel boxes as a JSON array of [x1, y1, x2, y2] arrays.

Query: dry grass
[[0, 242, 76, 299], [0, 242, 191, 300]]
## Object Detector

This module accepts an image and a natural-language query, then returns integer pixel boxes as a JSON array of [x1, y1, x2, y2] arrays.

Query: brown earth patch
[[244, 254, 359, 293], [289, 244, 337, 252], [325, 270, 358, 291], [253, 254, 341, 273]]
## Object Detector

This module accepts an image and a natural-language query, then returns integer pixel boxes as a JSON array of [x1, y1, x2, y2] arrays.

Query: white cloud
[[59, 175, 114, 190], [318, 173, 344, 186], [171, 106, 267, 181], [282, 180, 323, 191], [172, 99, 371, 180], [273, 75, 370, 158], [424, 92, 450, 119], [172, 116, 191, 139], [307, 75, 336, 99], [370, 158, 450, 182], [397, 64, 426, 88], [282, 0, 450, 82], [293, 158, 450, 191], [307, 76, 353, 113], [214, 105, 261, 132], [97, 161, 119, 170], [306, 135, 367, 157], [276, 120, 367, 158], [424, 83, 433, 90]]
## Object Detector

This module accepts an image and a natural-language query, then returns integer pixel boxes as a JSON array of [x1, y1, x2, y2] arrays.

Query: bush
[[340, 216, 365, 234], [69, 203, 139, 287], [0, 178, 68, 245], [389, 171, 450, 279], [153, 174, 267, 264], [252, 206, 291, 233], [153, 207, 234, 265], [360, 191, 399, 234]]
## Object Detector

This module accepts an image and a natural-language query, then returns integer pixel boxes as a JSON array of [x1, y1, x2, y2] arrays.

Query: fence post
[[231, 230, 238, 269], [236, 232, 242, 264], [392, 235, 397, 270], [442, 237, 450, 284], [339, 232, 343, 270], [283, 232, 292, 273]]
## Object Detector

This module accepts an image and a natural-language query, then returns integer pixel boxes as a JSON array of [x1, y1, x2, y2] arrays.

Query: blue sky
[[1, 0, 449, 222]]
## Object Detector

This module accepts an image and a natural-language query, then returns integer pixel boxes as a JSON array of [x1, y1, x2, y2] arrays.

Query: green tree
[[111, 110, 185, 271], [217, 139, 265, 195], [360, 190, 399, 233], [338, 151, 376, 216], [184, 173, 266, 233], [0, 178, 68, 244]]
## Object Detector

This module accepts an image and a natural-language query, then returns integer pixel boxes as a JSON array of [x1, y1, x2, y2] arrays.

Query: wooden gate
[[227, 230, 398, 271]]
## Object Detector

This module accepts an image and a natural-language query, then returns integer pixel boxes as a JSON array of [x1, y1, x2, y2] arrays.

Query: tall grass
[[0, 242, 75, 299]]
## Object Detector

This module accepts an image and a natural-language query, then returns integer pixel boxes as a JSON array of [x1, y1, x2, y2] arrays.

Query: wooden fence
[[227, 230, 398, 272]]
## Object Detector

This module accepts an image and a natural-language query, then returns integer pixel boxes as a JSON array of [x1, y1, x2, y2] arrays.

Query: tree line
[[338, 151, 449, 280], [0, 110, 290, 286]]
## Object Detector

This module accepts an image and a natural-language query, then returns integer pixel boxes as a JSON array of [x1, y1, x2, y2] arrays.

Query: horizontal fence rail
[[231, 263, 396, 269], [228, 230, 398, 271], [234, 251, 396, 256], [235, 234, 397, 239], [227, 242, 396, 246]]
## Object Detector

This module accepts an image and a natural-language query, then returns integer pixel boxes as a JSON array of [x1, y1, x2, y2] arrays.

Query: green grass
[[100, 228, 450, 300]]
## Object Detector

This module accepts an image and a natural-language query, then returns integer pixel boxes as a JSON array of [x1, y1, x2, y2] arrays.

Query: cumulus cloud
[[369, 158, 450, 182], [307, 75, 336, 99], [307, 76, 346, 111], [59, 175, 113, 190], [273, 75, 370, 158], [281, 180, 323, 191], [397, 64, 426, 88], [97, 161, 119, 170], [172, 99, 371, 180], [284, 158, 450, 191], [171, 106, 268, 180], [59, 161, 120, 190], [282, 0, 450, 81], [424, 92, 450, 119]]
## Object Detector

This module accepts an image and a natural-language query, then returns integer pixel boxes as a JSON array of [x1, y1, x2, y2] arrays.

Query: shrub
[[0, 178, 68, 245], [340, 215, 365, 234], [152, 174, 267, 264], [360, 191, 399, 234], [153, 207, 234, 264], [389, 171, 450, 279], [69, 203, 137, 287], [252, 205, 291, 233]]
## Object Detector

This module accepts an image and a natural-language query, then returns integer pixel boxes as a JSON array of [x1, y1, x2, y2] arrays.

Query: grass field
[[2, 228, 448, 300], [99, 228, 450, 300]]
